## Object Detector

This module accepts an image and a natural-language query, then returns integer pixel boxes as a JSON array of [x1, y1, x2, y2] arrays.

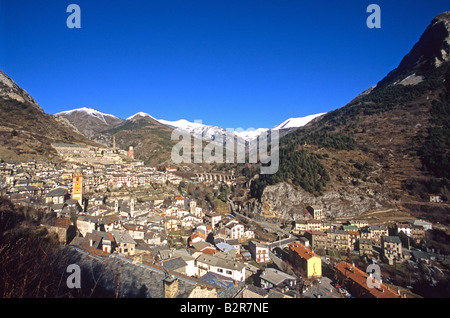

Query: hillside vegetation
[[248, 59, 450, 221], [0, 71, 98, 162]]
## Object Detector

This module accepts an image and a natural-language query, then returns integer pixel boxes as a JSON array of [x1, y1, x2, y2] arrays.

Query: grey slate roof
[[111, 231, 136, 245], [160, 256, 187, 271], [383, 236, 402, 244], [45, 187, 68, 197], [196, 253, 245, 271], [65, 247, 222, 298], [260, 268, 296, 286], [198, 272, 245, 298]]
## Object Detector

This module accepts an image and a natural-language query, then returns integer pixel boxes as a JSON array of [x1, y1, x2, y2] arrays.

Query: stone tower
[[72, 168, 83, 207]]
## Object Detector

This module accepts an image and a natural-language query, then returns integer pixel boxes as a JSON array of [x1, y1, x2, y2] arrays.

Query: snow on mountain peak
[[126, 112, 156, 121], [234, 128, 269, 142], [54, 107, 123, 126], [55, 107, 119, 118], [157, 118, 230, 142], [157, 112, 326, 142], [54, 107, 326, 143], [272, 113, 326, 130], [158, 118, 207, 130]]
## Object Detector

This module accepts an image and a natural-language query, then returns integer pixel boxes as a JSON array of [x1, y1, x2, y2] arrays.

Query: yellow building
[[62, 173, 72, 180], [289, 242, 322, 279], [72, 168, 83, 207]]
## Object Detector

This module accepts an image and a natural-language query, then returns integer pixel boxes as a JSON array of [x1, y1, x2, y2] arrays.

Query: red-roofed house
[[174, 196, 185, 207], [335, 262, 403, 298], [191, 241, 217, 256], [189, 231, 207, 246], [288, 242, 321, 278]]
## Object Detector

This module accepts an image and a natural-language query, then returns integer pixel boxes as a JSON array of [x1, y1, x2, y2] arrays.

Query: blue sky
[[1, 1, 449, 129]]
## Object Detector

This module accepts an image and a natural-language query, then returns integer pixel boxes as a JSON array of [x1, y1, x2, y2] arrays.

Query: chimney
[[164, 276, 179, 298]]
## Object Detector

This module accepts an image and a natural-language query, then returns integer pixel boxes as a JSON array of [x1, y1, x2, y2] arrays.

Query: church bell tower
[[72, 168, 83, 208]]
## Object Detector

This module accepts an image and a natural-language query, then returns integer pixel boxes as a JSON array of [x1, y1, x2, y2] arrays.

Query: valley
[[0, 9, 449, 300]]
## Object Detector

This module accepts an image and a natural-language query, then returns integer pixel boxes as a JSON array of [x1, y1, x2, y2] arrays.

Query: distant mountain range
[[54, 107, 325, 143], [52, 105, 326, 167]]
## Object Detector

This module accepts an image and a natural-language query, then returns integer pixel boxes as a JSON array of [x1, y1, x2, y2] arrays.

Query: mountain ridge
[[55, 106, 326, 144], [376, 11, 450, 89], [54, 107, 124, 139]]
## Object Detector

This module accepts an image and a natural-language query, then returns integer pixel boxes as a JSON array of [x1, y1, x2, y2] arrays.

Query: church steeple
[[72, 168, 83, 208]]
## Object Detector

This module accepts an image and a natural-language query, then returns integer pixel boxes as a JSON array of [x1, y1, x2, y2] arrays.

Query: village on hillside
[[1, 142, 449, 299]]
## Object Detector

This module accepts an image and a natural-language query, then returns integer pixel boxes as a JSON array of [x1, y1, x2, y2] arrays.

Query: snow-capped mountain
[[157, 118, 207, 132], [229, 113, 327, 142], [155, 113, 327, 144], [125, 114, 218, 141], [55, 106, 326, 146], [55, 107, 121, 123], [158, 118, 243, 146], [234, 128, 269, 142], [126, 112, 158, 121], [54, 107, 124, 138], [157, 113, 326, 143]]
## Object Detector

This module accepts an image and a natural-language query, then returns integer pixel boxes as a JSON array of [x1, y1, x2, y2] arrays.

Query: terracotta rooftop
[[335, 262, 403, 298], [46, 217, 71, 229], [288, 242, 319, 260]]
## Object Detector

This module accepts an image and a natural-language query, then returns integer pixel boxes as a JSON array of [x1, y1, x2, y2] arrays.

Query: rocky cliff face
[[0, 71, 40, 106], [255, 182, 393, 221]]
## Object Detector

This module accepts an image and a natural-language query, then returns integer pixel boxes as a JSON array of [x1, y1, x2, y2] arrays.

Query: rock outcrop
[[255, 182, 392, 221]]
